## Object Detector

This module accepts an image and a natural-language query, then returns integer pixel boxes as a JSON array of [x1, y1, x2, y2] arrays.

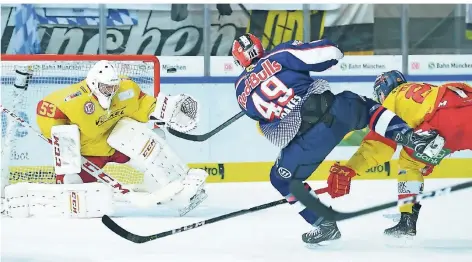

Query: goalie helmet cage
[[1, 54, 160, 186]]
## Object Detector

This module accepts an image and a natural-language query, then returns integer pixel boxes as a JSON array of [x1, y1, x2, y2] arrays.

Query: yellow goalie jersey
[[36, 76, 157, 157], [346, 82, 443, 174]]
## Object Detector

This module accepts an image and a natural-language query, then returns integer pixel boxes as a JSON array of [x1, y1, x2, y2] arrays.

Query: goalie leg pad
[[4, 182, 114, 218], [107, 117, 189, 193], [163, 168, 209, 216], [51, 124, 81, 175]]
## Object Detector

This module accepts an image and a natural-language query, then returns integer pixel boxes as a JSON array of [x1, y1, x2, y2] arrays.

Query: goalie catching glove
[[151, 93, 199, 133]]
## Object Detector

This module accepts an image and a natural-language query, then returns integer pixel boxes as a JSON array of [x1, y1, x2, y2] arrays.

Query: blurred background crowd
[[2, 4, 472, 74]]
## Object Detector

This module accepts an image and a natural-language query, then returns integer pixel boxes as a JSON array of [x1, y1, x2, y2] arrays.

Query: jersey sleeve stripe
[[369, 106, 385, 130], [261, 45, 343, 65], [372, 109, 396, 137]]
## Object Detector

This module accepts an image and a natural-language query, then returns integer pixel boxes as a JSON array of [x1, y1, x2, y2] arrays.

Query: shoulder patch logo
[[64, 91, 82, 102], [84, 101, 95, 114]]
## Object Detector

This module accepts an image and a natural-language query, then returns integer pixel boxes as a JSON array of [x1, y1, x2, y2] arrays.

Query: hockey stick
[[102, 187, 328, 243], [0, 105, 164, 207], [166, 111, 245, 142], [289, 179, 472, 221]]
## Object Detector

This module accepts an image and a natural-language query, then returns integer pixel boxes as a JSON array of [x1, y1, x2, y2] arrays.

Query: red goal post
[[1, 54, 161, 185], [1, 54, 161, 96]]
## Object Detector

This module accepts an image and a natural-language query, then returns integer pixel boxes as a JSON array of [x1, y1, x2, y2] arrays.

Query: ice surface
[[2, 179, 472, 262]]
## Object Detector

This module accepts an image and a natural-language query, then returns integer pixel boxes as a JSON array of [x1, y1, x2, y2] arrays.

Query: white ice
[[2, 179, 472, 262]]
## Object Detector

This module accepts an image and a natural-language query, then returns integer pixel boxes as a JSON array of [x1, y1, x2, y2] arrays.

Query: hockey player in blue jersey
[[232, 33, 446, 246]]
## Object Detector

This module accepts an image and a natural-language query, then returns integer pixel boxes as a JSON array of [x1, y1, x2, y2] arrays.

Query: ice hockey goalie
[[2, 60, 208, 218]]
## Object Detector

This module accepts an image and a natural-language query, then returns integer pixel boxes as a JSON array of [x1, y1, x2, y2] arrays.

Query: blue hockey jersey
[[234, 39, 344, 148]]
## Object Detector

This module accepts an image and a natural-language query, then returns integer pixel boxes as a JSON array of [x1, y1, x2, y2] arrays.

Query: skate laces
[[307, 226, 322, 237]]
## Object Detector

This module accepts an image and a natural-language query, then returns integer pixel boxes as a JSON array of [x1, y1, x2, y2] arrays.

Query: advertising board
[[2, 55, 471, 181]]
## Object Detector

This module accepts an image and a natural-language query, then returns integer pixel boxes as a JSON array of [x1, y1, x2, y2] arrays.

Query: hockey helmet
[[232, 33, 264, 68], [373, 70, 407, 103], [86, 60, 120, 109]]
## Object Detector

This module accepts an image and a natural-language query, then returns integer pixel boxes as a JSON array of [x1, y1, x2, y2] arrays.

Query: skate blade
[[305, 238, 342, 249], [383, 213, 401, 223]]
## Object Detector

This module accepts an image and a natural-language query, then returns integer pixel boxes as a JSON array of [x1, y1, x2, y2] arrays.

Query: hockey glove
[[393, 128, 445, 158], [326, 163, 357, 198], [152, 93, 199, 133]]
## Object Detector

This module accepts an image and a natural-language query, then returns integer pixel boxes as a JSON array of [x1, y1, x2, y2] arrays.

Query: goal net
[[1, 54, 160, 186]]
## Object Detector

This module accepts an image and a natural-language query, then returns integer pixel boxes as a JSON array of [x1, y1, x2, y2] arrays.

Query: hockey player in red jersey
[[325, 70, 472, 238]]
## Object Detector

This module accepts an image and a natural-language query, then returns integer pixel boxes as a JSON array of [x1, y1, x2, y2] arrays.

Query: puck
[[166, 67, 177, 73]]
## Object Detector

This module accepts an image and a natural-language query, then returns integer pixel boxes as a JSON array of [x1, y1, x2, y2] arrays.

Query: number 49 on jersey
[[252, 76, 301, 121]]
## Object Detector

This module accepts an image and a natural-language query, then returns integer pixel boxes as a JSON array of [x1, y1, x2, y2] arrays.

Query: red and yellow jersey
[[36, 76, 157, 157], [346, 82, 472, 173]]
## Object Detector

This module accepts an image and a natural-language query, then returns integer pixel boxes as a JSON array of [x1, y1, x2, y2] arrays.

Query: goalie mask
[[373, 70, 407, 103], [232, 33, 264, 68], [86, 60, 120, 109]]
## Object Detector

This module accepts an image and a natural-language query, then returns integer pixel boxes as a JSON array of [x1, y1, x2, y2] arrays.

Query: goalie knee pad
[[4, 183, 114, 218]]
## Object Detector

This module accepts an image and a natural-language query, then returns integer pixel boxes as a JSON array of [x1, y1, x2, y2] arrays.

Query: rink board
[[8, 157, 472, 184], [194, 158, 472, 183], [3, 73, 472, 184]]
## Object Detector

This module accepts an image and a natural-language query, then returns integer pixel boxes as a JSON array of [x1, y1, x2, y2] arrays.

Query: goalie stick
[[289, 179, 472, 221], [166, 111, 245, 142], [101, 187, 328, 244]]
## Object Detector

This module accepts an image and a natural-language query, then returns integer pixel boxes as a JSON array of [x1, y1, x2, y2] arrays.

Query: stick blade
[[101, 215, 150, 244], [166, 127, 210, 141], [290, 180, 472, 222], [166, 111, 246, 142], [289, 181, 338, 221]]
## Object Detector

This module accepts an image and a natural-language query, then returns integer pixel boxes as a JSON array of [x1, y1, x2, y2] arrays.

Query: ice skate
[[384, 203, 421, 238], [384, 203, 421, 248], [302, 220, 341, 247]]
